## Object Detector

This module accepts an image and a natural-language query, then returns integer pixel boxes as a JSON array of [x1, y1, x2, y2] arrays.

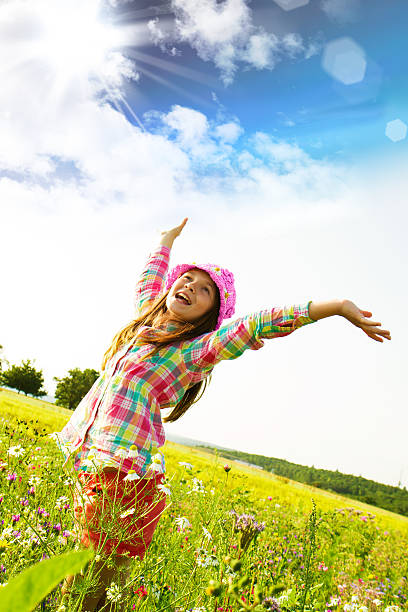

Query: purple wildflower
[[12, 530, 21, 538], [12, 514, 20, 523], [0, 565, 5, 573], [53, 523, 62, 532], [62, 530, 70, 538], [20, 499, 29, 507], [0, 497, 3, 503], [229, 510, 266, 552], [262, 597, 282, 611], [6, 473, 17, 482], [28, 487, 35, 496]]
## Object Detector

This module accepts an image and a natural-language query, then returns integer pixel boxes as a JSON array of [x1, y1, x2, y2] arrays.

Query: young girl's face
[[166, 269, 218, 322]]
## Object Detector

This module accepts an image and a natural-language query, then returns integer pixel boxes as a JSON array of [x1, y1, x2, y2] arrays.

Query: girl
[[57, 217, 391, 610]]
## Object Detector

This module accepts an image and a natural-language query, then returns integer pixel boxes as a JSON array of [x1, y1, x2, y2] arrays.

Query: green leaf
[[0, 549, 93, 612]]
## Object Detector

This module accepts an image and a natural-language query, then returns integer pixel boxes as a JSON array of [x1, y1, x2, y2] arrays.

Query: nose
[[184, 280, 195, 293]]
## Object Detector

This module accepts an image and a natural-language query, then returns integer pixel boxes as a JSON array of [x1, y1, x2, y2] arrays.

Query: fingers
[[360, 319, 381, 327], [362, 325, 391, 342]]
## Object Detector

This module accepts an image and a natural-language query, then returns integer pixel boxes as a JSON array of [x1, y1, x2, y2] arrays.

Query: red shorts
[[73, 471, 166, 559]]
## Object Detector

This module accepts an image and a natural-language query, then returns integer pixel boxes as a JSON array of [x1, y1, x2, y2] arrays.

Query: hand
[[160, 217, 188, 248], [340, 300, 391, 343]]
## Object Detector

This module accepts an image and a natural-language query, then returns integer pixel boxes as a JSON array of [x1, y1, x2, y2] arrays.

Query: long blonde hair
[[101, 288, 220, 422]]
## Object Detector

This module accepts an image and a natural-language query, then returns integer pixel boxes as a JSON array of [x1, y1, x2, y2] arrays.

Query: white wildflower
[[178, 461, 193, 470], [196, 548, 219, 568], [157, 483, 171, 496], [150, 583, 161, 601], [372, 600, 382, 607], [174, 516, 192, 532], [123, 470, 140, 482], [0, 582, 8, 587], [8, 445, 25, 457], [275, 503, 281, 509], [58, 535, 68, 545], [127, 445, 139, 459], [28, 476, 42, 486], [149, 463, 163, 473], [106, 582, 122, 603], [187, 477, 205, 494], [151, 452, 163, 464], [148, 453, 164, 473], [56, 605, 66, 612], [55, 496, 70, 510], [351, 596, 359, 603], [2, 527, 15, 540], [202, 527, 212, 541], [114, 447, 128, 459], [120, 507, 135, 519], [329, 596, 341, 607], [277, 590, 292, 605], [63, 478, 73, 486]]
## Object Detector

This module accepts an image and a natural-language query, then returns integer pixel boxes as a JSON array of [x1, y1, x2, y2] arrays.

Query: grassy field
[[0, 387, 407, 611]]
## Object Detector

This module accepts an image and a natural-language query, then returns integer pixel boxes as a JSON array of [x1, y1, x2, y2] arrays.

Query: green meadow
[[0, 387, 407, 611]]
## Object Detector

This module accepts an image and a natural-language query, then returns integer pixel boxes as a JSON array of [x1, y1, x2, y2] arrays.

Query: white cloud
[[144, 0, 320, 85], [172, 0, 251, 85], [214, 121, 243, 143], [243, 30, 280, 70]]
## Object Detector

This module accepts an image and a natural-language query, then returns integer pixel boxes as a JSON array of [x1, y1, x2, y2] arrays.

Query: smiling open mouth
[[175, 293, 191, 305]]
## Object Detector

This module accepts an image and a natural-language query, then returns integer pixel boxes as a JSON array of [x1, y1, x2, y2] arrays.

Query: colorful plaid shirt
[[55, 245, 316, 476]]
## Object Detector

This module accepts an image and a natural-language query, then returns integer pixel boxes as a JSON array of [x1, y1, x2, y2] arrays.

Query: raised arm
[[134, 218, 188, 316]]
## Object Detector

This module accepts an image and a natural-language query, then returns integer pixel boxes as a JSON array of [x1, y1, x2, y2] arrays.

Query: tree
[[1, 359, 47, 397], [54, 368, 99, 410], [0, 345, 9, 373]]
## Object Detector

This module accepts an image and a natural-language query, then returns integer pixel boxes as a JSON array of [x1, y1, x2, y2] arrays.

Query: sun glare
[[35, 0, 122, 78]]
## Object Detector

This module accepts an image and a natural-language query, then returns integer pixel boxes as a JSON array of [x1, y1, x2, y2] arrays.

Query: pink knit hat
[[165, 262, 236, 330]]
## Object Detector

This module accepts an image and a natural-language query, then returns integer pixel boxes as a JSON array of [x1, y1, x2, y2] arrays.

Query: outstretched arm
[[309, 299, 391, 342], [181, 299, 391, 382]]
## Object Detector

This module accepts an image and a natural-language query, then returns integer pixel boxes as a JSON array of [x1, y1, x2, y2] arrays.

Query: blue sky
[[0, 0, 406, 488], [108, 0, 408, 163]]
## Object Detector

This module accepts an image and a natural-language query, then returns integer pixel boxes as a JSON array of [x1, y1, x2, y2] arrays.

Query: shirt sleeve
[[181, 301, 316, 380], [134, 245, 171, 316]]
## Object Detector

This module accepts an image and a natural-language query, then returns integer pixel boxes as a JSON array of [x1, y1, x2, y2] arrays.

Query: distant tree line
[[0, 344, 98, 409], [200, 447, 408, 517]]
